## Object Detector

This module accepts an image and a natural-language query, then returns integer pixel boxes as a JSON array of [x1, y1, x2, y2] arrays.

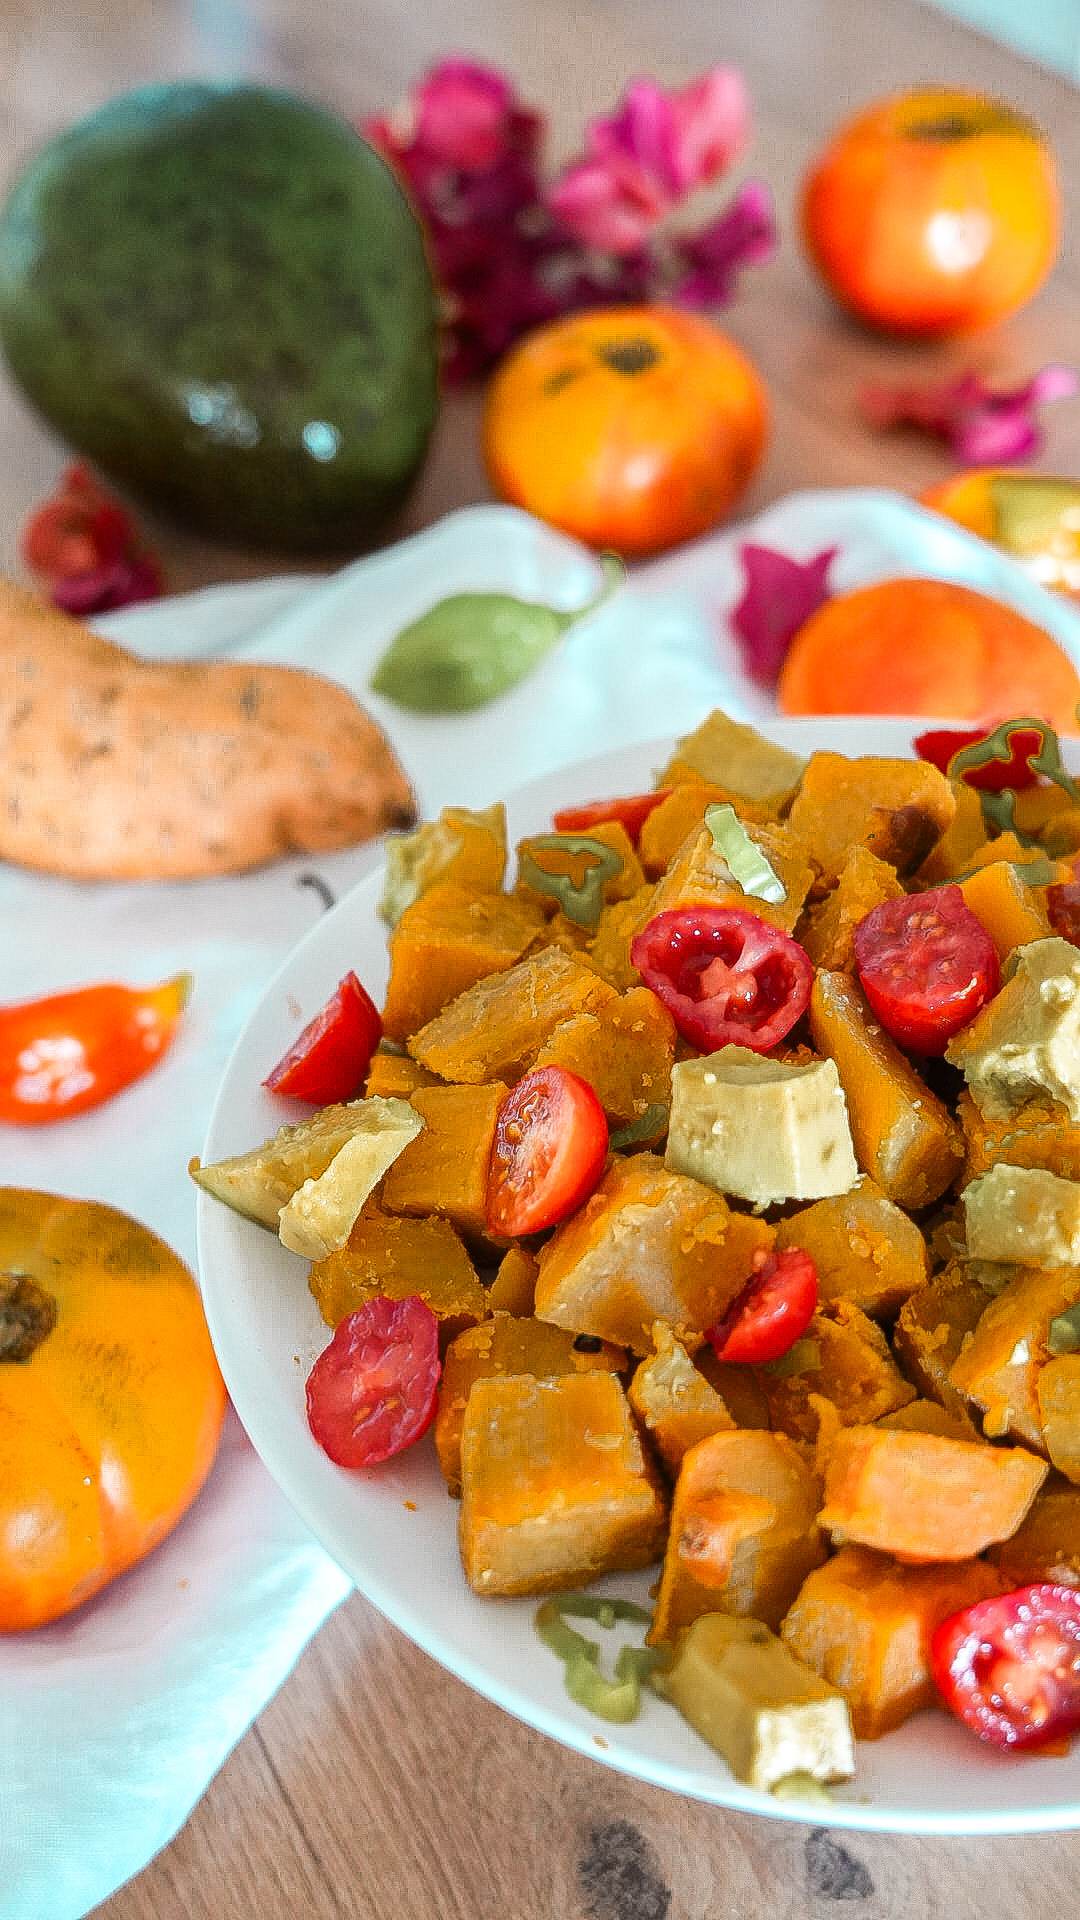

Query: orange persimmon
[[482, 305, 767, 555], [0, 1189, 227, 1632], [801, 87, 1059, 337], [776, 576, 1080, 730]]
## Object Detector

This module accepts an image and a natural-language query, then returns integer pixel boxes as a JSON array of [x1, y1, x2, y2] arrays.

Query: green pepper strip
[[535, 1592, 668, 1723], [949, 718, 1080, 845], [704, 803, 787, 904], [609, 1104, 670, 1151], [518, 835, 624, 928], [953, 855, 1060, 887]]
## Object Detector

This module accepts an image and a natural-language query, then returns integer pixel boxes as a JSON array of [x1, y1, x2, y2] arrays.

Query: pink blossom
[[671, 179, 777, 307], [373, 60, 516, 174], [547, 67, 750, 255], [730, 543, 838, 685], [50, 552, 163, 615], [860, 364, 1079, 466]]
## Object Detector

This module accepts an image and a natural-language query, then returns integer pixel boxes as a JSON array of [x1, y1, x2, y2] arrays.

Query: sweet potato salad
[[193, 709, 1080, 1789]]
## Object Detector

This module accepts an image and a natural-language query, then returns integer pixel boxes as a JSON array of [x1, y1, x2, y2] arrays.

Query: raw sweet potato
[[0, 579, 416, 878]]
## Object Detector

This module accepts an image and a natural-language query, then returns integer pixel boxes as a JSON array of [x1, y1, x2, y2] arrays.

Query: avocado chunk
[[946, 937, 1080, 1123], [964, 1162, 1080, 1268], [665, 1046, 858, 1208], [660, 1612, 855, 1792]]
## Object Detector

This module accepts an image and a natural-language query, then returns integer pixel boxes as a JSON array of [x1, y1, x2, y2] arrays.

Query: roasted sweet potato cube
[[487, 1244, 538, 1316], [409, 946, 617, 1084], [760, 1300, 916, 1443], [533, 1151, 775, 1353], [958, 861, 1052, 964], [458, 1371, 668, 1596], [875, 1397, 983, 1443], [949, 1263, 1080, 1448], [893, 1261, 993, 1425], [364, 1048, 444, 1100], [786, 753, 956, 884], [382, 883, 545, 1043], [657, 712, 807, 813], [809, 970, 964, 1209], [987, 1473, 1080, 1587], [916, 779, 991, 885], [585, 886, 656, 991], [958, 1088, 1080, 1185], [796, 846, 905, 973], [780, 1544, 1005, 1739], [378, 1081, 506, 1239], [696, 1349, 772, 1430], [308, 1201, 486, 1346], [628, 1324, 736, 1475], [639, 783, 740, 877], [535, 985, 676, 1130], [645, 818, 815, 935], [516, 820, 644, 913], [1038, 1356, 1080, 1483], [818, 1425, 1047, 1562], [435, 1312, 626, 1495], [775, 1178, 929, 1320], [649, 1430, 826, 1643]]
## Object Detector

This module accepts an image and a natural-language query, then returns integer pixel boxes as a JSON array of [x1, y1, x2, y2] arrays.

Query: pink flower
[[369, 60, 516, 175], [50, 552, 163, 616], [547, 67, 750, 255], [730, 543, 838, 685], [860, 365, 1079, 466], [21, 463, 163, 613], [671, 179, 777, 308]]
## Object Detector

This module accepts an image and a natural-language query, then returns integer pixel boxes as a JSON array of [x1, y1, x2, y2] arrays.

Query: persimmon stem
[[0, 1271, 57, 1361]]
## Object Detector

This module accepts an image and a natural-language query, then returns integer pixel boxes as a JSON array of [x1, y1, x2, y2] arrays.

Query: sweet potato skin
[[1, 580, 416, 878]]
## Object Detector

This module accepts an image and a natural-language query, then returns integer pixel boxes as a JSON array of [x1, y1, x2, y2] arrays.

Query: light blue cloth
[[5, 491, 1080, 1918]]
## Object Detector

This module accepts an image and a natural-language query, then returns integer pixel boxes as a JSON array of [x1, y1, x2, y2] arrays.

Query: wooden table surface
[[6, 1, 1080, 1915]]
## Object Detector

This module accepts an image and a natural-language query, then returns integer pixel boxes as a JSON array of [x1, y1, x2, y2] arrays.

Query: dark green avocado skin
[[0, 83, 441, 551]]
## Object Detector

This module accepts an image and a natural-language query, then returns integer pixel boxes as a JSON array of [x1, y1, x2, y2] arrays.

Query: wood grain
[[3, 0, 1072, 1911]]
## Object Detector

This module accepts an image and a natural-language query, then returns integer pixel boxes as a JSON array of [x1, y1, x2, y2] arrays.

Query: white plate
[[196, 717, 1080, 1838]]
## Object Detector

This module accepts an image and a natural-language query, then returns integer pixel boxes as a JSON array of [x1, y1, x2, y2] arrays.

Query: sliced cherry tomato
[[305, 1295, 441, 1468], [931, 1583, 1080, 1751], [913, 724, 1041, 791], [852, 885, 1000, 1056], [705, 1248, 818, 1365], [630, 907, 813, 1054], [0, 973, 191, 1125], [264, 970, 382, 1104], [487, 1065, 609, 1236], [552, 789, 672, 846]]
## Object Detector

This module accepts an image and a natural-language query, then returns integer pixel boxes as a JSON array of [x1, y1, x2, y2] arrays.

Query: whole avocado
[[0, 83, 441, 551]]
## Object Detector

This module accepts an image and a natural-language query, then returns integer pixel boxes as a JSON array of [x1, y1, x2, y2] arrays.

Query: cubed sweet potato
[[458, 1370, 668, 1596], [378, 1081, 507, 1240], [818, 1425, 1047, 1561], [534, 984, 676, 1131], [774, 1178, 929, 1320], [409, 946, 617, 1084], [893, 1262, 993, 1425], [949, 1262, 1080, 1447], [649, 1429, 826, 1643], [308, 1200, 487, 1347], [382, 882, 545, 1043], [796, 846, 905, 973], [628, 1323, 736, 1475], [958, 861, 1052, 964], [759, 1299, 916, 1443], [786, 753, 956, 884], [780, 1544, 1004, 1738]]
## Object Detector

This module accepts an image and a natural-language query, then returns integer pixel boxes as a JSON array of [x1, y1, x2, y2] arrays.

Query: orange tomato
[[482, 305, 768, 555], [776, 576, 1080, 730], [922, 470, 1080, 596], [801, 87, 1059, 337], [0, 1190, 227, 1631]]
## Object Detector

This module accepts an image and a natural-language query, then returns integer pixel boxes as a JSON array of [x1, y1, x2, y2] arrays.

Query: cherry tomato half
[[630, 907, 814, 1054], [853, 885, 1000, 1056], [706, 1248, 819, 1365], [931, 1583, 1080, 1751], [264, 970, 382, 1104], [913, 723, 1042, 791], [552, 789, 672, 846], [487, 1065, 609, 1237], [305, 1295, 441, 1468], [0, 973, 191, 1125]]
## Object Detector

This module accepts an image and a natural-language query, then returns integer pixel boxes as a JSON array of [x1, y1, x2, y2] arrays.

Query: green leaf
[[370, 553, 624, 714]]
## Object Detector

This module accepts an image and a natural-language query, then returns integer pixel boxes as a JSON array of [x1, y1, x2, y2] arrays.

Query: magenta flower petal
[[51, 554, 163, 615], [860, 365, 1078, 466], [666, 68, 750, 193], [589, 78, 679, 194], [671, 178, 777, 307], [408, 59, 516, 173], [546, 157, 666, 255], [730, 543, 839, 686]]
